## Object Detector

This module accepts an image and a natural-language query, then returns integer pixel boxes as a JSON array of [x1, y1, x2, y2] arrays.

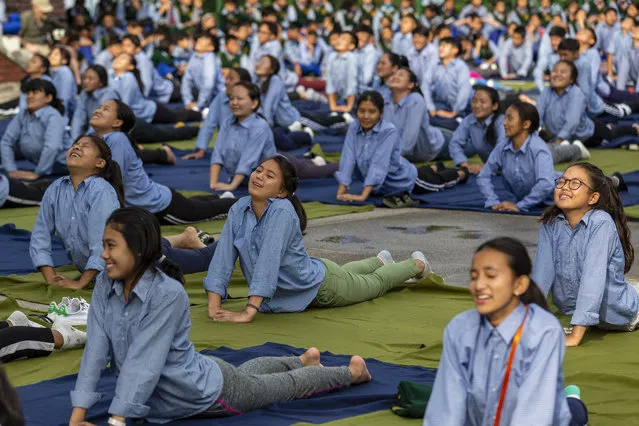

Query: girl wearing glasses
[[532, 162, 639, 347], [423, 237, 588, 426], [477, 101, 559, 213]]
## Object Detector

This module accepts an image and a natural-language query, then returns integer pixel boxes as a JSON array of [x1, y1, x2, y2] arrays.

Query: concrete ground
[[304, 208, 639, 286]]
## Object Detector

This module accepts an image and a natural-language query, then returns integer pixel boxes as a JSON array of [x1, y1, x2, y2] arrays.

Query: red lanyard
[[493, 305, 529, 426]]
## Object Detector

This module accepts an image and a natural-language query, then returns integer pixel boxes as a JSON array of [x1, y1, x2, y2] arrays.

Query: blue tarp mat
[[0, 224, 68, 275], [18, 342, 436, 426]]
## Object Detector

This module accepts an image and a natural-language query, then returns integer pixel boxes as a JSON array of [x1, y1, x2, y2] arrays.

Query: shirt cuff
[[515, 200, 531, 212], [570, 310, 599, 326], [484, 198, 499, 208], [109, 397, 150, 419], [84, 255, 105, 272], [32, 253, 54, 270], [70, 390, 102, 409], [203, 277, 228, 300]]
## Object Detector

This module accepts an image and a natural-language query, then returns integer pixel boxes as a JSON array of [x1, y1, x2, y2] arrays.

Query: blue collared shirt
[[616, 46, 639, 91], [194, 92, 231, 151], [51, 65, 78, 119], [71, 87, 119, 141], [72, 269, 223, 422], [581, 47, 610, 96], [533, 34, 559, 92], [0, 175, 8, 208], [574, 55, 605, 115], [0, 106, 69, 176], [260, 75, 301, 128], [284, 39, 302, 63], [371, 77, 392, 104], [406, 43, 438, 84], [357, 44, 382, 93], [391, 32, 413, 56], [135, 51, 174, 104], [595, 22, 621, 53], [477, 134, 558, 211], [181, 52, 219, 109], [103, 132, 171, 213], [248, 39, 283, 77], [336, 119, 417, 195], [537, 85, 595, 141], [421, 58, 472, 113], [449, 114, 505, 166], [30, 176, 119, 272], [423, 303, 573, 426], [459, 4, 490, 18], [204, 197, 326, 313], [325, 51, 358, 100], [384, 92, 445, 162], [18, 75, 53, 111], [210, 114, 277, 177], [299, 40, 325, 66], [94, 50, 114, 73], [498, 39, 533, 78], [111, 72, 157, 123], [532, 210, 639, 326]]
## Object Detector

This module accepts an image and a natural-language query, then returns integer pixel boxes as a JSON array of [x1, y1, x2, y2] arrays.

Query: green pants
[[314, 257, 420, 308]]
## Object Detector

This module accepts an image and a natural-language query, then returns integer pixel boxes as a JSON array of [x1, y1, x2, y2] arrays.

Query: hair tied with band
[[158, 255, 166, 264]]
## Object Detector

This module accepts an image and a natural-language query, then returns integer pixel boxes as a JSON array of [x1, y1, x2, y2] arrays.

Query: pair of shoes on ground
[[382, 194, 419, 209], [48, 297, 89, 326], [7, 310, 86, 350], [377, 250, 433, 283]]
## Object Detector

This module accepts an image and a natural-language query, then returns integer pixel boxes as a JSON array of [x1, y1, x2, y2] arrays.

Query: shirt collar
[[481, 302, 527, 346], [357, 119, 384, 135], [556, 209, 595, 228], [109, 269, 157, 303], [503, 134, 532, 153], [469, 114, 493, 128], [31, 106, 50, 119], [234, 113, 258, 128]]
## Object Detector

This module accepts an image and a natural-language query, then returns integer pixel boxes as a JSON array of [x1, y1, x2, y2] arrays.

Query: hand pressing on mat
[[212, 309, 256, 323], [183, 148, 206, 160], [68, 407, 97, 426], [491, 201, 519, 212], [337, 184, 372, 202], [564, 325, 587, 347]]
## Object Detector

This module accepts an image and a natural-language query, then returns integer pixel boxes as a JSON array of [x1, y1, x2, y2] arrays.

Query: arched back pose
[[69, 207, 372, 425], [70, 65, 119, 141], [532, 162, 639, 347], [423, 237, 588, 426], [205, 155, 432, 323]]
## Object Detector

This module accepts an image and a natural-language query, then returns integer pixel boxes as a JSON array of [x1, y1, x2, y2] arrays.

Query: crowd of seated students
[[2, 0, 639, 424]]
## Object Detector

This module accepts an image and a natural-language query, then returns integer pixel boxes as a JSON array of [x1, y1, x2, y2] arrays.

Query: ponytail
[[520, 277, 549, 310], [157, 256, 185, 284], [112, 100, 142, 158], [287, 193, 308, 233], [127, 55, 145, 93], [259, 55, 280, 97]]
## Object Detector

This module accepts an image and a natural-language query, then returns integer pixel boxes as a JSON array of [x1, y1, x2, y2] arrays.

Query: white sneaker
[[52, 323, 87, 350], [342, 112, 355, 124], [311, 156, 327, 166], [629, 144, 639, 151], [289, 121, 303, 132], [302, 126, 315, 138], [411, 251, 433, 279], [220, 191, 235, 199], [201, 107, 209, 119], [572, 140, 591, 160], [54, 297, 90, 326], [7, 311, 44, 328], [560, 140, 571, 146], [377, 250, 395, 265]]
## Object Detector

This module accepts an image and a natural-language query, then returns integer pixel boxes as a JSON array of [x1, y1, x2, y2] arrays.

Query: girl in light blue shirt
[[48, 46, 78, 120], [477, 101, 559, 213], [30, 134, 124, 290], [17, 54, 52, 112], [70, 207, 372, 425], [532, 162, 639, 347], [0, 79, 69, 180], [205, 155, 431, 322], [424, 237, 588, 426]]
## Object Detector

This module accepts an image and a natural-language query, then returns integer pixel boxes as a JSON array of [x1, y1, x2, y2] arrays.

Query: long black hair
[[475, 237, 549, 310], [85, 64, 109, 88], [111, 100, 141, 158], [262, 156, 308, 233], [0, 363, 23, 426], [73, 134, 125, 207], [120, 54, 144, 93], [22, 79, 65, 116], [258, 55, 280, 97], [541, 162, 634, 273], [473, 85, 501, 147], [105, 207, 184, 286], [506, 100, 539, 134]]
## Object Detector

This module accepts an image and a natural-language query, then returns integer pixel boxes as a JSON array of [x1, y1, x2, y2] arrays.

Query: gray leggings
[[198, 356, 352, 416], [546, 142, 582, 164]]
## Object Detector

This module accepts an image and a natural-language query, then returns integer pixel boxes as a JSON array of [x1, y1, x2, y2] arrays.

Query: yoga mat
[[16, 343, 436, 426], [0, 224, 69, 275]]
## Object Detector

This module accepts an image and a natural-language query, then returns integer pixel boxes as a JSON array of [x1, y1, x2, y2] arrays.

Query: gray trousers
[[546, 142, 582, 164], [198, 355, 352, 416]]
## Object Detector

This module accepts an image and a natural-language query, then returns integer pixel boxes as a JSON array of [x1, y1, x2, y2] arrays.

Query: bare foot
[[161, 145, 177, 164], [180, 226, 206, 249], [299, 347, 322, 367], [348, 356, 372, 384]]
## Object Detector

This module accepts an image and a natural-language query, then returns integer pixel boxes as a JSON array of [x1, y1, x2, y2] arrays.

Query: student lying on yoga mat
[[0, 79, 69, 181], [0, 174, 51, 208], [68, 207, 372, 425], [477, 101, 559, 213], [448, 86, 505, 175], [0, 310, 86, 363], [209, 82, 338, 193], [423, 237, 588, 426], [384, 67, 447, 163], [204, 155, 431, 323], [91, 100, 236, 225], [183, 67, 252, 160], [532, 162, 639, 347], [336, 91, 468, 206]]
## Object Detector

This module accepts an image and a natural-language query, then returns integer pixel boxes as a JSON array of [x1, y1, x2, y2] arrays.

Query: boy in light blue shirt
[[499, 25, 533, 79], [391, 14, 417, 56], [181, 33, 220, 111], [355, 25, 381, 93], [326, 31, 359, 113]]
